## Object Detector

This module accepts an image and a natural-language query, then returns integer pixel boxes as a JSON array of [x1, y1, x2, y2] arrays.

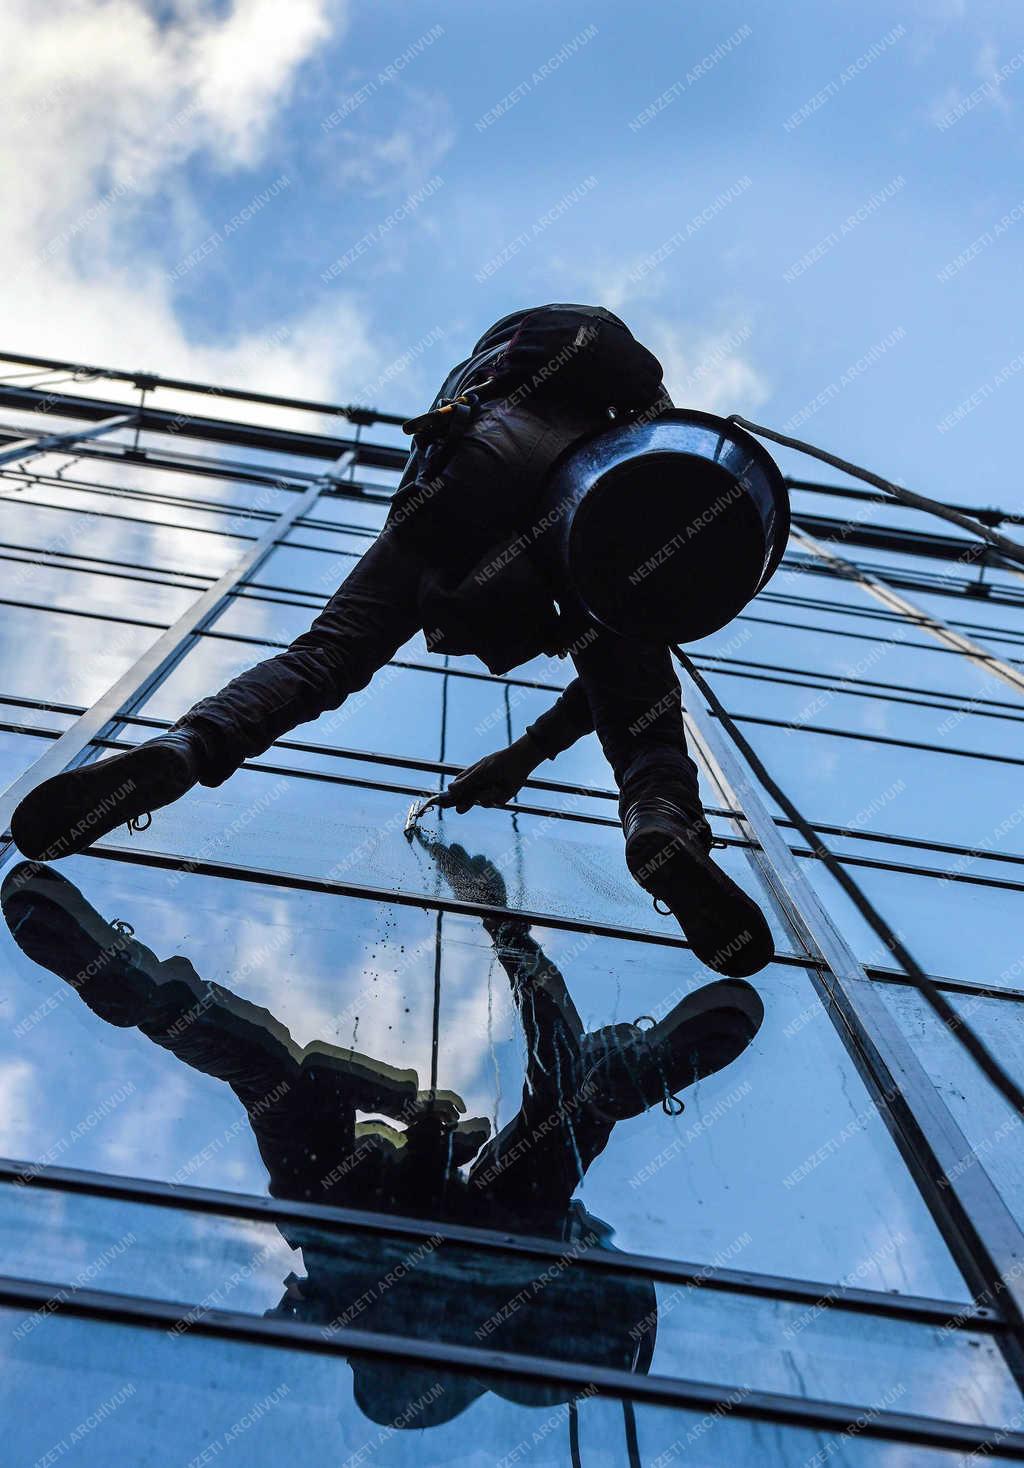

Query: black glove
[[437, 734, 541, 814]]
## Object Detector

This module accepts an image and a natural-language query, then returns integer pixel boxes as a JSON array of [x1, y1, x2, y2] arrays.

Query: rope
[[729, 414, 1024, 571]]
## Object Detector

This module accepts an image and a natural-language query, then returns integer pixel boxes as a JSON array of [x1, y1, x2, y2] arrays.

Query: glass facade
[[2, 358, 1024, 1464]]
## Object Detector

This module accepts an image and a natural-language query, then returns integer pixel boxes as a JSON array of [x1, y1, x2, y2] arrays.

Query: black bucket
[[541, 409, 790, 642]]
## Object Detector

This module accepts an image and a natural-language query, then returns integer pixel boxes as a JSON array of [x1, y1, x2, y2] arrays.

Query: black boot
[[622, 794, 774, 977], [580, 978, 764, 1121], [10, 729, 204, 861]]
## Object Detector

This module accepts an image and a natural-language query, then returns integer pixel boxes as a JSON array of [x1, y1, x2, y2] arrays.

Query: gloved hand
[[437, 734, 541, 814]]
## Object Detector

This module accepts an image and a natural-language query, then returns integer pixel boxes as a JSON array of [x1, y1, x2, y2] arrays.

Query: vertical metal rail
[[0, 453, 354, 837], [793, 527, 1024, 700], [674, 650, 1024, 1387]]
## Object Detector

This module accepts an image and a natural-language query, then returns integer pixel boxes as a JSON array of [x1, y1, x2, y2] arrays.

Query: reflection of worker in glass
[[10, 304, 773, 977], [2, 848, 762, 1429]]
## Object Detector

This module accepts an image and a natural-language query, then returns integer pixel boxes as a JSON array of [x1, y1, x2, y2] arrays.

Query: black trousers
[[177, 400, 701, 810]]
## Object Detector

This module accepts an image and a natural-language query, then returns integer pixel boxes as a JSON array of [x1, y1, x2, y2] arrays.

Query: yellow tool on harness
[[401, 379, 495, 439]]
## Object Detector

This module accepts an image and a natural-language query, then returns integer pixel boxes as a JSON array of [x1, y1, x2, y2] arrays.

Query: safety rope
[[729, 414, 1024, 570]]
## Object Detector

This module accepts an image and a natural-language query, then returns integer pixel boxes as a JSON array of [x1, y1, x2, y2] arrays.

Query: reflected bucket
[[542, 409, 790, 642]]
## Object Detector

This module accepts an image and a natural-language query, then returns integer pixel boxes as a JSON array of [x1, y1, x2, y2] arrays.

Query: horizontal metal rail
[[0, 1157, 993, 1329], [4, 690, 1024, 870], [0, 411, 136, 468], [3, 1273, 1019, 1454], [0, 348, 408, 426]]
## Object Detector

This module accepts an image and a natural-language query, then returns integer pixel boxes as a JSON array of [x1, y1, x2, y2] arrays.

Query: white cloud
[[650, 320, 771, 415], [327, 87, 456, 198], [0, 0, 387, 406], [0, 1058, 37, 1153], [577, 262, 770, 414]]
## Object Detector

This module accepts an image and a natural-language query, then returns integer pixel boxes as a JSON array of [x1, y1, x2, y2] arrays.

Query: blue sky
[[4, 0, 1024, 508]]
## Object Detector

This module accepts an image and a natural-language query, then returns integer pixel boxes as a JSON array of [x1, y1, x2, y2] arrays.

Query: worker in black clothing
[[9, 304, 774, 977], [1, 850, 763, 1430]]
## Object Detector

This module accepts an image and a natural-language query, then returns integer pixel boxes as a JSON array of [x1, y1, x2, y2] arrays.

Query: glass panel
[[804, 860, 1022, 989], [692, 612, 1020, 702], [0, 1183, 1007, 1425], [242, 541, 358, 597], [1, 557, 199, 624], [0, 728, 53, 790], [732, 718, 1022, 849], [10, 477, 251, 535], [879, 985, 1024, 1236], [0, 855, 438, 1196], [134, 641, 445, 761], [910, 589, 1024, 645], [0, 851, 965, 1297], [1, 1308, 1020, 1465], [0, 498, 243, 577], [306, 493, 389, 529], [78, 758, 790, 947], [443, 673, 611, 792], [0, 604, 158, 705], [436, 915, 967, 1295], [21, 456, 302, 515], [712, 669, 1024, 762]]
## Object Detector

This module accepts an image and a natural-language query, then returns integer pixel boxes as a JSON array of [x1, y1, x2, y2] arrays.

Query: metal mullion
[[0, 1158, 999, 1330], [2, 462, 279, 518], [795, 529, 1024, 699], [726, 710, 1024, 767], [11, 717, 1024, 892], [788, 475, 1024, 529], [786, 550, 1024, 612], [673, 651, 1024, 1380], [79, 840, 825, 968], [0, 721, 64, 741], [791, 843, 1024, 893], [0, 595, 168, 633], [0, 536, 212, 585], [0, 692, 87, 717], [0, 546, 211, 596], [741, 609, 956, 655], [0, 458, 351, 835], [3, 1276, 1019, 1454], [12, 688, 1023, 871], [710, 663, 1024, 726], [282, 536, 375, 555], [0, 492, 261, 543], [798, 818, 1024, 871], [702, 651, 1024, 715], [864, 966, 1024, 1003], [6, 469, 282, 525], [0, 411, 135, 468], [11, 440, 324, 491], [0, 382, 405, 469], [8, 442, 396, 505], [0, 347, 408, 427], [764, 585, 914, 626]]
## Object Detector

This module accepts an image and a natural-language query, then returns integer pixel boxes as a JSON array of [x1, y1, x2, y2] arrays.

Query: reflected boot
[[1, 860, 181, 1024], [2, 861, 303, 1109], [10, 729, 204, 861], [580, 979, 764, 1121], [622, 793, 774, 978]]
